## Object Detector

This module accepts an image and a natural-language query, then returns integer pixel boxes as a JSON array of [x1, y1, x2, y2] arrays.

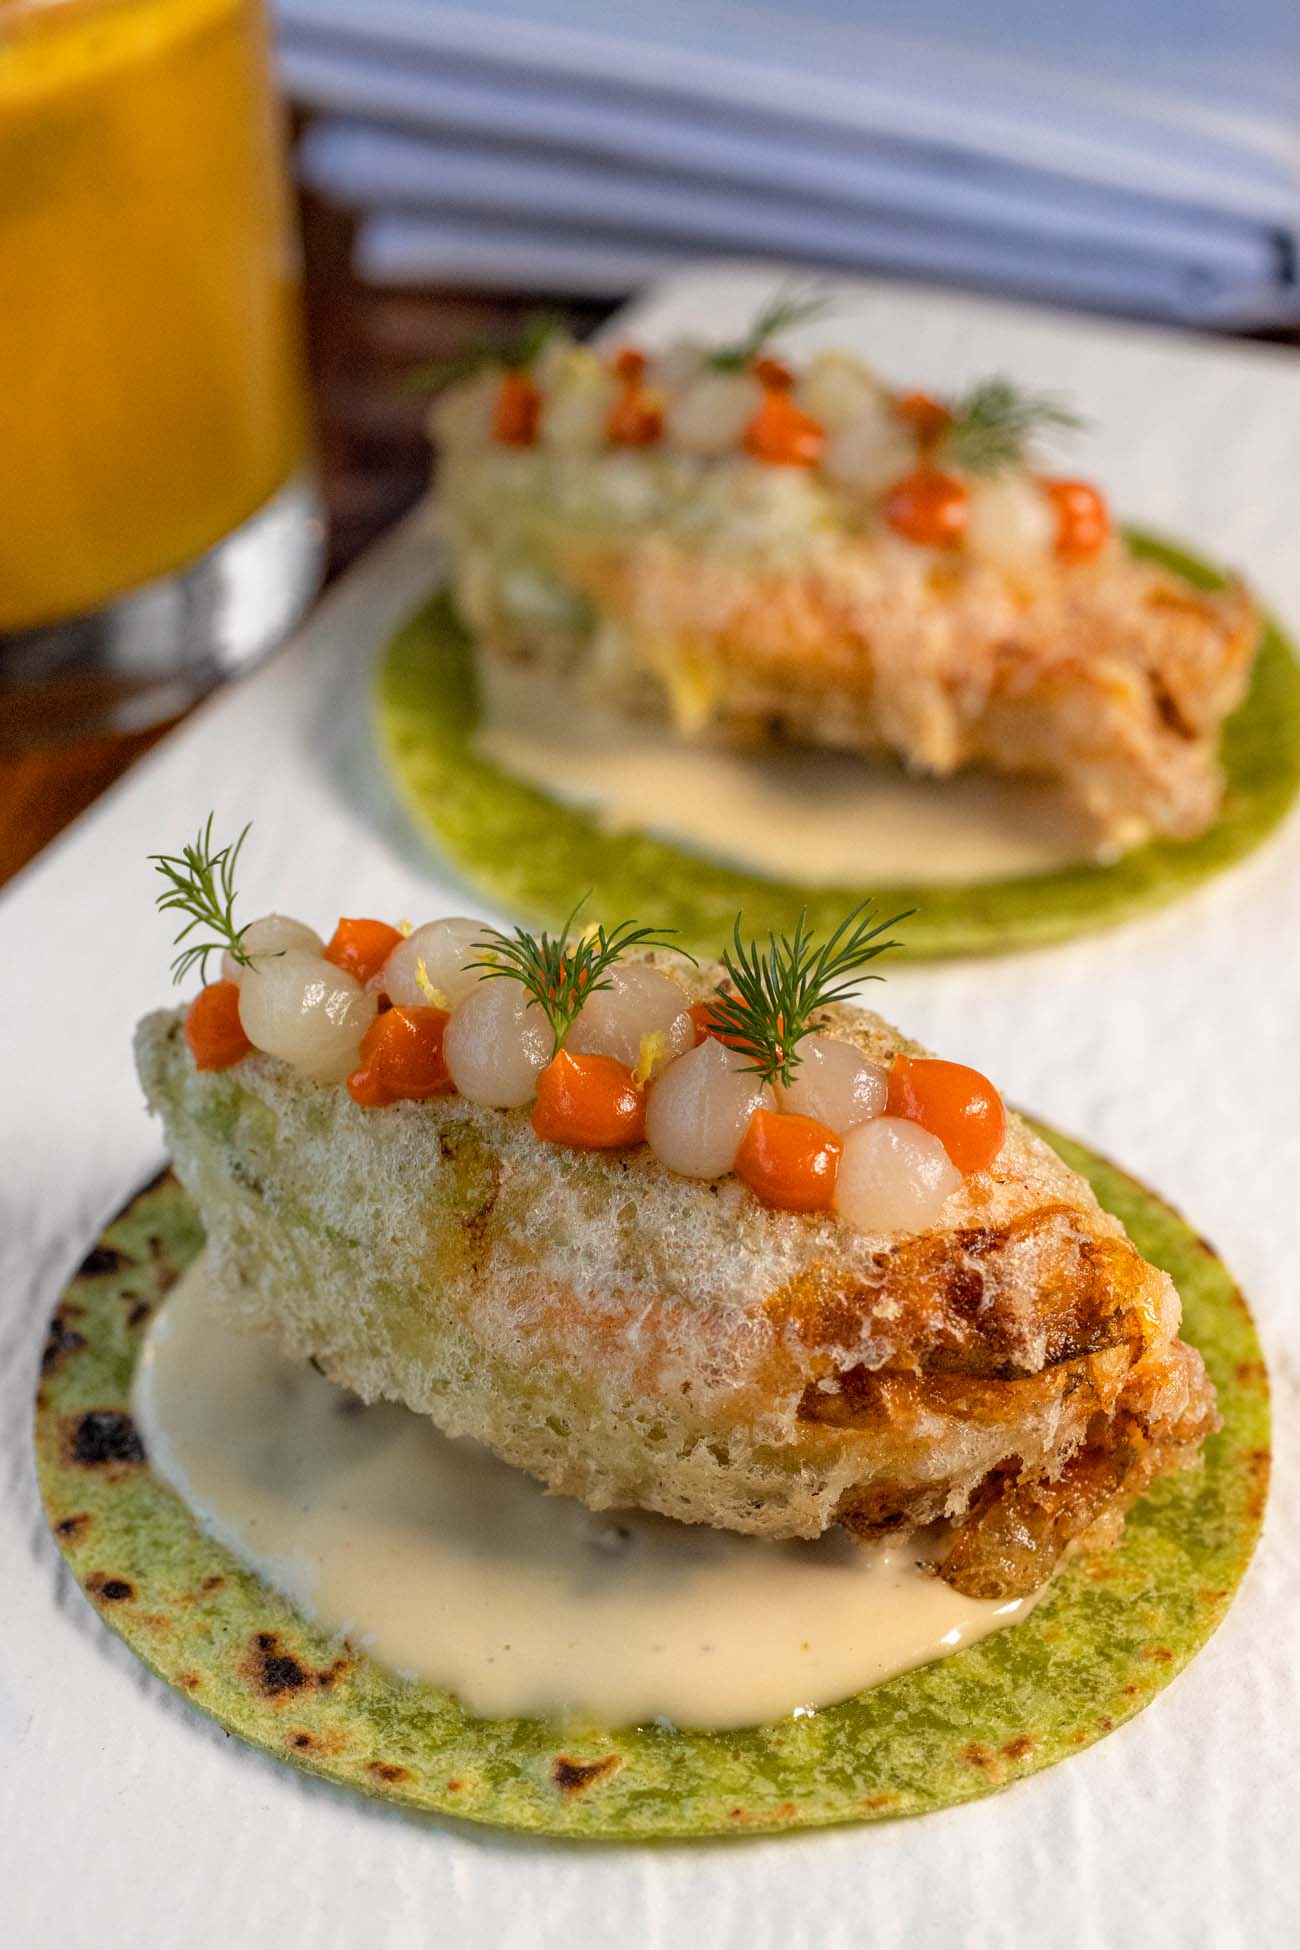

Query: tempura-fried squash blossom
[[136, 821, 1217, 1602], [427, 297, 1258, 849]]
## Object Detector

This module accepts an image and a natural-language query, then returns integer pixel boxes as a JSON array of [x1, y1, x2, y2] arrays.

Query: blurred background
[[3, 0, 1297, 878], [285, 0, 1300, 562]]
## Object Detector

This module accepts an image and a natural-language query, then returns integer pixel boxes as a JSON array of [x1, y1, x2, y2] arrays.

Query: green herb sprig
[[470, 897, 692, 1054], [707, 902, 911, 1087], [403, 309, 567, 394], [707, 283, 830, 371], [941, 376, 1082, 476], [150, 815, 254, 985]]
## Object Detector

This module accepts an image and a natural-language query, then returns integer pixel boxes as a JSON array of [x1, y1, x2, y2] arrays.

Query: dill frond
[[149, 815, 254, 986], [942, 376, 1083, 476], [403, 309, 567, 394], [708, 903, 912, 1087], [469, 897, 694, 1053], [708, 282, 831, 371]]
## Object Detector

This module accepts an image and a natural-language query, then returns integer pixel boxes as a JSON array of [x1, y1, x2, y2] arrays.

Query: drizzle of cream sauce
[[133, 1257, 1036, 1730], [473, 656, 1105, 886]]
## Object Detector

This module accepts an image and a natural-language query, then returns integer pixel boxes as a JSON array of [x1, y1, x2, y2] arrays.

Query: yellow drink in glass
[[0, 0, 316, 652]]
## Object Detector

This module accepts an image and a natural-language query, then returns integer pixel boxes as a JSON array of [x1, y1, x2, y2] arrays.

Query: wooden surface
[[0, 187, 608, 890]]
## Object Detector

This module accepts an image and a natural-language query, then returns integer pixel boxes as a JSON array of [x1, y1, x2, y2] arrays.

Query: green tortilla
[[375, 534, 1300, 959], [35, 1131, 1267, 1839]]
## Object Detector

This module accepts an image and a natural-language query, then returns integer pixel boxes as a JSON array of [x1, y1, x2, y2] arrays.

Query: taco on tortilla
[[33, 830, 1269, 1837]]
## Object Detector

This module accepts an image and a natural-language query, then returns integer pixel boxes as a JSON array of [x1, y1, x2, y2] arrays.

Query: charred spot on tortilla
[[551, 1755, 621, 1795], [68, 1410, 145, 1470], [78, 1245, 127, 1277], [241, 1631, 350, 1701], [86, 1574, 135, 1604], [42, 1316, 87, 1374], [245, 1632, 310, 1698]]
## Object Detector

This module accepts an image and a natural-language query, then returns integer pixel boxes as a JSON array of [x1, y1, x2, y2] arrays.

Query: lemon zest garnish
[[649, 638, 717, 736], [633, 1029, 668, 1088], [397, 918, 414, 938], [414, 957, 449, 1009]]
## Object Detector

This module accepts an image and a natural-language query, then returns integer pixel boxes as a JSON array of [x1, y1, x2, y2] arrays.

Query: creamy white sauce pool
[[133, 1258, 1034, 1729], [473, 657, 1104, 886]]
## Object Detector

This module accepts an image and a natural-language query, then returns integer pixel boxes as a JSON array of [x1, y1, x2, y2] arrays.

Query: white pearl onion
[[429, 370, 497, 450], [834, 1117, 961, 1235], [647, 339, 708, 395], [221, 913, 323, 986], [443, 980, 551, 1108], [646, 1038, 772, 1179], [530, 334, 577, 392], [821, 398, 916, 496], [237, 952, 377, 1084], [567, 965, 693, 1072], [965, 474, 1055, 577], [794, 351, 879, 429], [380, 918, 485, 1009], [539, 360, 619, 454], [666, 371, 762, 456], [777, 1034, 888, 1132]]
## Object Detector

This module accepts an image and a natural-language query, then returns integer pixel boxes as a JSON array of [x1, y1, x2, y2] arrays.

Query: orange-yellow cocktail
[[0, 0, 310, 631]]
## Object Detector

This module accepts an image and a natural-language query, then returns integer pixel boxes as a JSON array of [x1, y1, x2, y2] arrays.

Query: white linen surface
[[275, 0, 1300, 321], [301, 121, 1281, 321], [4, 271, 1300, 1948]]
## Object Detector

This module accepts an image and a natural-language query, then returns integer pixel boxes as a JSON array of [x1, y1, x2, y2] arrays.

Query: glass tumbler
[[0, 0, 323, 745]]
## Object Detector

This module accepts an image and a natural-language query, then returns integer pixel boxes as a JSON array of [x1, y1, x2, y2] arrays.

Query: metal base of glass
[[0, 470, 324, 750]]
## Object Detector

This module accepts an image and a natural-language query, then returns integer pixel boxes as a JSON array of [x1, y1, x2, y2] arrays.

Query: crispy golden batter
[[437, 444, 1257, 844], [564, 538, 1256, 843], [136, 954, 1217, 1597]]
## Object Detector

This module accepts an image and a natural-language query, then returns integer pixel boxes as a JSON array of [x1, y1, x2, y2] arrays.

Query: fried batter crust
[[135, 957, 1217, 1596], [438, 446, 1257, 844]]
